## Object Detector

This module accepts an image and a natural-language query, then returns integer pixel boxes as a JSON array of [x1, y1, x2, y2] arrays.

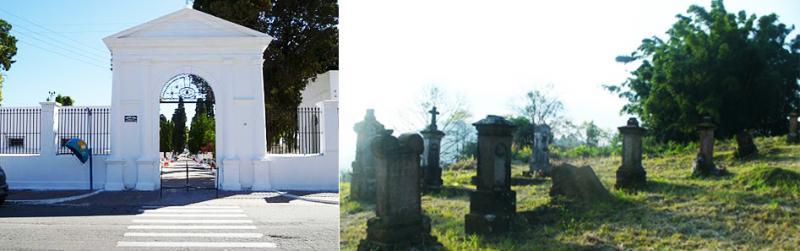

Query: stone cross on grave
[[428, 106, 439, 130]]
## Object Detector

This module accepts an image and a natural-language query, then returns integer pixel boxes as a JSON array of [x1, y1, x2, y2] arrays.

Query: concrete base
[[465, 190, 516, 235], [615, 165, 647, 189], [358, 216, 438, 251]]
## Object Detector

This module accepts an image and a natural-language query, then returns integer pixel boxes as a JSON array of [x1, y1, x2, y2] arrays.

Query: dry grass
[[340, 136, 800, 250]]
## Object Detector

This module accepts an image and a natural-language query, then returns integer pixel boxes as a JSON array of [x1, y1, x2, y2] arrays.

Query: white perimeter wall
[[3, 155, 108, 190]]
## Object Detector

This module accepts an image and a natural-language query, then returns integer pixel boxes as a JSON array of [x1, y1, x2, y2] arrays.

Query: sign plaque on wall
[[124, 115, 138, 123]]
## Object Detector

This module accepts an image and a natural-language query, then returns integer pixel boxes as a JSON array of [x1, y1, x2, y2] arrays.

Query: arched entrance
[[102, 8, 273, 191], [158, 74, 218, 191]]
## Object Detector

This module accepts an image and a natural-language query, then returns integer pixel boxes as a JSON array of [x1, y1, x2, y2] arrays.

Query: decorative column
[[788, 112, 798, 144], [358, 133, 438, 250], [351, 109, 390, 202], [615, 118, 647, 189], [39, 102, 59, 156], [420, 106, 445, 189], [692, 116, 725, 177], [526, 124, 551, 177], [465, 115, 516, 235]]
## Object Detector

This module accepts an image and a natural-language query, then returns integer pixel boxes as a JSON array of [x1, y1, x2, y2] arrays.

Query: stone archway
[[102, 8, 273, 191]]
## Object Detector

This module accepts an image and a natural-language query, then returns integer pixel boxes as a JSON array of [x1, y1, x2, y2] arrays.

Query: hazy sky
[[338, 0, 800, 171]]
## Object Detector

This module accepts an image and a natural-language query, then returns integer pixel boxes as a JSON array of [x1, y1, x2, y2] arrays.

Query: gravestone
[[421, 106, 445, 189], [526, 124, 552, 177], [788, 112, 798, 144], [550, 163, 611, 203], [358, 133, 439, 250], [465, 115, 516, 235], [615, 118, 647, 189], [735, 131, 758, 158], [351, 109, 391, 202], [692, 116, 726, 177]]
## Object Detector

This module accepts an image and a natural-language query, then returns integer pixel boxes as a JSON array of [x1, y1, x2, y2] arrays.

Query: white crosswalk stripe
[[117, 205, 276, 249]]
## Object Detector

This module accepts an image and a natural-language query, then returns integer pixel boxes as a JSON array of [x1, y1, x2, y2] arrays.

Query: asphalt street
[[0, 160, 339, 250]]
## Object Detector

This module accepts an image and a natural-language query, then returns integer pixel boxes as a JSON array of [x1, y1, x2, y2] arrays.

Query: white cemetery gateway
[[0, 8, 338, 191]]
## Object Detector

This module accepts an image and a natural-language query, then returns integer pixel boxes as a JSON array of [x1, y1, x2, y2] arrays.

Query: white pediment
[[105, 8, 270, 40]]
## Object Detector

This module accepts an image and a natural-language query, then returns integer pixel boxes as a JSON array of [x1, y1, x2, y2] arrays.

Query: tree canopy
[[55, 94, 74, 106], [606, 0, 800, 142], [171, 97, 188, 155], [159, 114, 173, 157], [193, 0, 338, 150], [0, 19, 18, 105]]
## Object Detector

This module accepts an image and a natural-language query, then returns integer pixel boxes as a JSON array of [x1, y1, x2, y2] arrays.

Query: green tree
[[159, 114, 173, 158], [193, 0, 338, 151], [508, 115, 534, 150], [171, 97, 188, 155], [583, 121, 601, 147], [55, 94, 74, 106], [187, 112, 215, 155], [606, 0, 800, 146], [0, 19, 18, 105]]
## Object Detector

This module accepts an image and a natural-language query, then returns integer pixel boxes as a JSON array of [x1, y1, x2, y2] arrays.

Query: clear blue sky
[[1, 0, 186, 107]]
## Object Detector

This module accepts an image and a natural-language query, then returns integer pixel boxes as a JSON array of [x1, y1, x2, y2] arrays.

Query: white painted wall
[[300, 71, 339, 107], [2, 155, 108, 190]]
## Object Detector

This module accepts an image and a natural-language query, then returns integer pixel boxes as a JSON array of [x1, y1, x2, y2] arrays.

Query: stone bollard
[[421, 106, 445, 190], [465, 115, 516, 235], [615, 118, 647, 189], [358, 133, 438, 250], [692, 116, 726, 177], [351, 109, 391, 202], [527, 124, 551, 177], [788, 112, 798, 144]]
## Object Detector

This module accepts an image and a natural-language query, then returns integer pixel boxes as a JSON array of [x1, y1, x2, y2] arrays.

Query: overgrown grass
[[340, 136, 800, 250]]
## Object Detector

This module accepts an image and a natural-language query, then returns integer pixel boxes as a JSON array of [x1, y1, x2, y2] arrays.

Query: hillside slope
[[340, 136, 800, 250]]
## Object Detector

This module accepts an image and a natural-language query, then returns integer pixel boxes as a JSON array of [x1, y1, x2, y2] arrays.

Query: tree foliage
[[55, 94, 74, 106], [0, 19, 18, 105], [193, 0, 338, 150], [606, 0, 800, 142], [515, 88, 565, 126], [171, 97, 188, 154], [159, 114, 173, 157], [187, 110, 215, 155]]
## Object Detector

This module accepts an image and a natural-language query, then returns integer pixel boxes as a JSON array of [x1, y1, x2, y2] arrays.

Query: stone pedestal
[[358, 133, 438, 250], [351, 109, 389, 202], [788, 112, 798, 144], [421, 106, 445, 190], [615, 118, 647, 189], [735, 131, 758, 158], [526, 124, 551, 177], [692, 117, 726, 177], [465, 115, 516, 235]]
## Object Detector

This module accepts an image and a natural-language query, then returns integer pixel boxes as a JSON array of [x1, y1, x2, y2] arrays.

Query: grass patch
[[340, 136, 800, 250]]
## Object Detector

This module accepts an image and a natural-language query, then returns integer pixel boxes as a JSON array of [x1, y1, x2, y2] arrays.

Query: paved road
[[0, 191, 338, 250]]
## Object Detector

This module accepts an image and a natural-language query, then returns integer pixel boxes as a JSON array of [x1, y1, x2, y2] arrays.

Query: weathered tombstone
[[358, 133, 438, 250], [788, 112, 799, 144], [351, 109, 391, 202], [550, 163, 612, 203], [692, 116, 726, 177], [465, 115, 516, 235], [735, 131, 758, 158], [421, 106, 445, 189], [615, 118, 647, 189], [526, 124, 551, 177]]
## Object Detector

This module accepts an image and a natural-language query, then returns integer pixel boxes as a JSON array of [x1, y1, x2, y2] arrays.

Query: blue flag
[[65, 138, 90, 163]]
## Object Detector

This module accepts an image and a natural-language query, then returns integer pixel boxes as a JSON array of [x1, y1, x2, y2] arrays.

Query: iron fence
[[0, 108, 41, 154], [267, 107, 322, 154], [56, 107, 111, 155]]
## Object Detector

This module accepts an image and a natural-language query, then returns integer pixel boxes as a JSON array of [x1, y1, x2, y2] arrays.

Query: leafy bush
[[512, 146, 532, 163], [447, 157, 476, 171]]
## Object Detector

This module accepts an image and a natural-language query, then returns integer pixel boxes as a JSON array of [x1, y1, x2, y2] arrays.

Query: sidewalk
[[4, 189, 338, 206]]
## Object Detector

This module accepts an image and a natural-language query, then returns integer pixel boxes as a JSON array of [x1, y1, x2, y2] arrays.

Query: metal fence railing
[[56, 107, 111, 155], [0, 107, 41, 154], [267, 107, 322, 154]]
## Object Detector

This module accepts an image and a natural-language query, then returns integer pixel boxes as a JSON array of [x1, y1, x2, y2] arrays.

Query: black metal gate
[[159, 158, 219, 198]]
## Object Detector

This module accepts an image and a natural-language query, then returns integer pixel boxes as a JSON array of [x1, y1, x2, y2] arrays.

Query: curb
[[273, 190, 339, 205], [7, 190, 104, 205]]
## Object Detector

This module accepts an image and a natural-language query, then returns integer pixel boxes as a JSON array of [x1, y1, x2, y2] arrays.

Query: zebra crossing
[[117, 205, 277, 249]]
